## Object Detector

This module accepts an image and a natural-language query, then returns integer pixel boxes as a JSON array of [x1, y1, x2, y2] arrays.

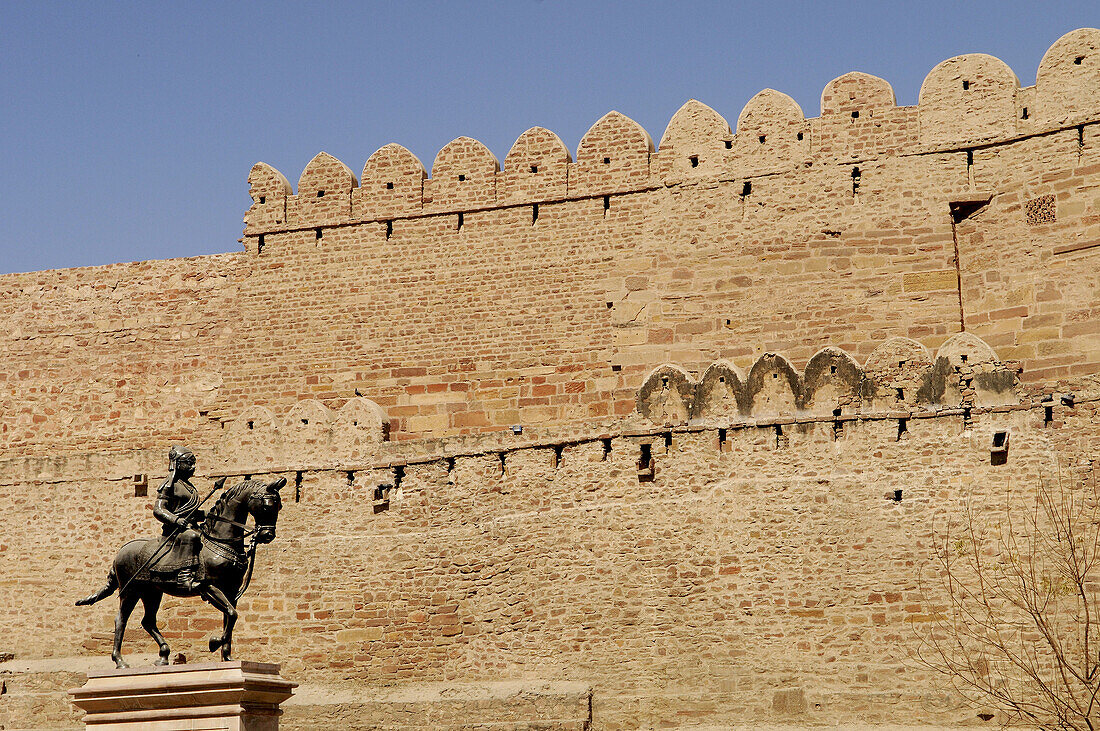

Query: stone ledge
[[283, 679, 591, 730]]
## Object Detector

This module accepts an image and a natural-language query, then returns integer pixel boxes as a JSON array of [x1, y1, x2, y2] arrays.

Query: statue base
[[69, 661, 296, 730]]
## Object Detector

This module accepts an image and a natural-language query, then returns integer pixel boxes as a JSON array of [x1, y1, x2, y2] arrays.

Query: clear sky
[[0, 1, 1095, 274]]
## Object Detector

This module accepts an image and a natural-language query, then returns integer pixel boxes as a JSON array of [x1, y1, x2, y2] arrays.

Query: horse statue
[[76, 460, 284, 669]]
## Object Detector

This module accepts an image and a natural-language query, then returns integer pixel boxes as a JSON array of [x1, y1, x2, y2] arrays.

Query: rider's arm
[[153, 479, 186, 528]]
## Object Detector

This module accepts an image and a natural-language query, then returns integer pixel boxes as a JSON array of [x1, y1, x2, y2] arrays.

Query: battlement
[[244, 28, 1100, 242]]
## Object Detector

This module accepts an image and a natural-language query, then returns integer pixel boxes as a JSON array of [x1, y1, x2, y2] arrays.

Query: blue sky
[[0, 1, 1095, 274]]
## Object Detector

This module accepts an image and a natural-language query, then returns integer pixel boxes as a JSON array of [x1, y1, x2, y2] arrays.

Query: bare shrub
[[918, 466, 1100, 729]]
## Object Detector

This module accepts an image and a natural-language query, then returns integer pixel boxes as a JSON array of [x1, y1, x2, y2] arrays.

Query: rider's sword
[[117, 476, 227, 595]]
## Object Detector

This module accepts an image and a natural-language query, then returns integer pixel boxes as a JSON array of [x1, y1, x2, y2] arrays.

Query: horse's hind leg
[[140, 590, 171, 665], [200, 584, 237, 661], [111, 591, 139, 669]]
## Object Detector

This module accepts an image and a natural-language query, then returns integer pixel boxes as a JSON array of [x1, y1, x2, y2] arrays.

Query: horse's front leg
[[112, 591, 139, 669], [201, 583, 238, 661], [216, 595, 239, 661], [139, 589, 171, 665]]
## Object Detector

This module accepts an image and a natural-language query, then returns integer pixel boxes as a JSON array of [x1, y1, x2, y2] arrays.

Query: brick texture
[[2, 28, 1100, 729]]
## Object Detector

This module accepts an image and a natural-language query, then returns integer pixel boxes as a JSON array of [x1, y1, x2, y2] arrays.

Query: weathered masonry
[[1, 28, 1099, 730]]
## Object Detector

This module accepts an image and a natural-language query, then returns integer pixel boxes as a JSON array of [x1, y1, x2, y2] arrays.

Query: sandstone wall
[[1, 28, 1100, 730], [3, 34, 1100, 454], [2, 399, 1097, 728]]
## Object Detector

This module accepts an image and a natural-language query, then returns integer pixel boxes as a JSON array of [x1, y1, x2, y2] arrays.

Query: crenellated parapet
[[636, 333, 1020, 427], [500, 127, 571, 204], [291, 152, 357, 228], [655, 99, 732, 181], [1037, 28, 1100, 126], [355, 144, 426, 221], [242, 28, 1100, 242], [426, 137, 500, 212], [245, 162, 292, 233], [918, 53, 1021, 147]]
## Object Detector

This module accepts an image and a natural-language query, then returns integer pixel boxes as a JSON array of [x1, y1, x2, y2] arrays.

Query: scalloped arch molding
[[636, 334, 1018, 425]]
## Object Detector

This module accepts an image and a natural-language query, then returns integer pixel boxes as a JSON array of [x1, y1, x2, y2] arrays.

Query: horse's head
[[248, 477, 285, 544]]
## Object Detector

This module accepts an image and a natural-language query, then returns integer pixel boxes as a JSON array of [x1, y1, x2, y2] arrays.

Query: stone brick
[[902, 269, 957, 292]]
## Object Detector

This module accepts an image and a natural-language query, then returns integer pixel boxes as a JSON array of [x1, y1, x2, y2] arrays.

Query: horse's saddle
[[134, 531, 204, 583]]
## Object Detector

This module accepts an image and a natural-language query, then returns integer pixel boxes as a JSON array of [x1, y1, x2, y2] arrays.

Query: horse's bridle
[[201, 490, 279, 539]]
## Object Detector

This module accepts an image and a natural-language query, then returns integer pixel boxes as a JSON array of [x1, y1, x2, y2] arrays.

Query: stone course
[[1, 28, 1100, 729]]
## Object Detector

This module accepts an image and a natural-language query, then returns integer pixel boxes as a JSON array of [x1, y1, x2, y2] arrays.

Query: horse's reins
[[202, 512, 261, 536]]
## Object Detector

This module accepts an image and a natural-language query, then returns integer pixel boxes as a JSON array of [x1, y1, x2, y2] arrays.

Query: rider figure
[[154, 446, 206, 592]]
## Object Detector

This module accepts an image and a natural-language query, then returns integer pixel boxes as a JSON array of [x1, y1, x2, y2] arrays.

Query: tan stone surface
[[1, 30, 1099, 729]]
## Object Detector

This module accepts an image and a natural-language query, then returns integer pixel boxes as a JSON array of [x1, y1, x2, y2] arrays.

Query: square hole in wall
[[386, 182, 394, 190], [637, 443, 655, 482], [991, 431, 1009, 465]]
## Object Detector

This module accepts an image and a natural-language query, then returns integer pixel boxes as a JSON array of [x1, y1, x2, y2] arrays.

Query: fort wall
[[2, 397, 1098, 728], [1, 28, 1100, 729], [3, 32, 1100, 456]]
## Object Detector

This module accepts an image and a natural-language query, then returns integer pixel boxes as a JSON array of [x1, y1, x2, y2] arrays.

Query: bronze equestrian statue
[[76, 446, 284, 668]]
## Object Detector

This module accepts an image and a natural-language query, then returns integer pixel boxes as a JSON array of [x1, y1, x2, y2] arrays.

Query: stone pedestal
[[69, 661, 296, 730]]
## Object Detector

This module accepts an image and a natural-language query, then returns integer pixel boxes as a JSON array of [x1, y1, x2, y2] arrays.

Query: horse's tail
[[75, 567, 118, 606]]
